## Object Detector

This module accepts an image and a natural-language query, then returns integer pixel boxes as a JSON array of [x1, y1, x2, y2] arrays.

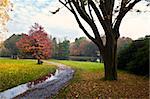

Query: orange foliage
[[16, 23, 52, 59]]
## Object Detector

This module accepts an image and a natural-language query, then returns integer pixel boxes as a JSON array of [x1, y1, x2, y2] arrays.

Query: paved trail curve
[[14, 61, 74, 99]]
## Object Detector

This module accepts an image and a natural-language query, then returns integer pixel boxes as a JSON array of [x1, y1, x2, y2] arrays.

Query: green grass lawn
[[0, 59, 56, 92], [50, 60, 149, 98], [51, 59, 104, 72], [51, 60, 104, 83]]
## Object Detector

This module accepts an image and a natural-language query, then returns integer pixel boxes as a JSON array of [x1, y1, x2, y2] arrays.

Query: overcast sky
[[5, 0, 150, 41]]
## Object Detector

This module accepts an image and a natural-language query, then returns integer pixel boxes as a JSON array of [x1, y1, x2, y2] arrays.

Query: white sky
[[3, 0, 150, 41]]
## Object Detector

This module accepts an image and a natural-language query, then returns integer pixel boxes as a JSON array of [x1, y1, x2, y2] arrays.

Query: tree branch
[[88, 0, 94, 22], [59, 0, 73, 12], [113, 0, 141, 39], [88, 0, 106, 31], [99, 0, 107, 20], [89, 0, 114, 39], [63, 0, 104, 50], [67, 0, 95, 43], [71, 0, 104, 48], [80, 0, 86, 11]]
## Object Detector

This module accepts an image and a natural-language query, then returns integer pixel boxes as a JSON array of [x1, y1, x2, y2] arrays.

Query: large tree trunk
[[100, 38, 118, 80]]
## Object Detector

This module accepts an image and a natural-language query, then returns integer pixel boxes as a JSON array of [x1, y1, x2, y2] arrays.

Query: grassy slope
[[50, 60, 149, 98], [0, 59, 56, 92]]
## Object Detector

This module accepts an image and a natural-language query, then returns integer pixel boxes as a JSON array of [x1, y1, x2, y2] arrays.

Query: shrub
[[117, 36, 149, 76]]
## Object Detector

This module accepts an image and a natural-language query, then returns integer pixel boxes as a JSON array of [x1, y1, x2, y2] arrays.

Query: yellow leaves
[[0, 0, 10, 7], [53, 65, 149, 98], [0, 0, 11, 35]]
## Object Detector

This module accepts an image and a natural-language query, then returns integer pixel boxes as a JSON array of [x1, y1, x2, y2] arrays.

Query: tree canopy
[[16, 23, 52, 63], [0, 0, 11, 32]]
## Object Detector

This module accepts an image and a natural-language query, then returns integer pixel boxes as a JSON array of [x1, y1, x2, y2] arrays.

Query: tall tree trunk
[[101, 38, 118, 80]]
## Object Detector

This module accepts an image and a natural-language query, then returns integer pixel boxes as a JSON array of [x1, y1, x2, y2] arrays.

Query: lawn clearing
[[0, 59, 56, 92], [51, 60, 104, 72], [50, 60, 149, 98]]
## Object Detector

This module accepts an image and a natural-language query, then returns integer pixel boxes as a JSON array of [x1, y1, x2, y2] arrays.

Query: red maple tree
[[16, 23, 52, 64]]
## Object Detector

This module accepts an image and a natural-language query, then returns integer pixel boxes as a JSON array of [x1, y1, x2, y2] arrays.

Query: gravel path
[[14, 61, 75, 99]]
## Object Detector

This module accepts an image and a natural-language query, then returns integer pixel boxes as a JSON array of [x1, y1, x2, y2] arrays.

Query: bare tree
[[58, 0, 148, 80]]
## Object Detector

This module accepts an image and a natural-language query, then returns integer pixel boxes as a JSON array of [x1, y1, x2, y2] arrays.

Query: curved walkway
[[0, 61, 74, 99], [16, 61, 74, 99]]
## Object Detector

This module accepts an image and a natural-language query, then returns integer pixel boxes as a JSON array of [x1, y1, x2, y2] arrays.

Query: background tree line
[[0, 34, 132, 60], [0, 30, 149, 76]]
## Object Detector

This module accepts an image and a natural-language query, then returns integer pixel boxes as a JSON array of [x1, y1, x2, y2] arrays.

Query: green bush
[[117, 36, 149, 76]]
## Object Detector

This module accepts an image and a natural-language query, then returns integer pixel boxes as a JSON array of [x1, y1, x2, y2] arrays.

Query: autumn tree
[[83, 41, 98, 57], [58, 0, 149, 80], [70, 37, 98, 57], [70, 37, 86, 56], [16, 23, 52, 64], [0, 0, 12, 42]]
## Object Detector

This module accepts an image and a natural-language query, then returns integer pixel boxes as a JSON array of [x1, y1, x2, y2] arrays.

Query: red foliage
[[16, 23, 52, 59], [70, 39, 91, 56]]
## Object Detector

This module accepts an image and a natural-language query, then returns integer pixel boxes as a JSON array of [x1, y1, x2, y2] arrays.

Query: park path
[[15, 61, 75, 99], [0, 61, 74, 99]]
